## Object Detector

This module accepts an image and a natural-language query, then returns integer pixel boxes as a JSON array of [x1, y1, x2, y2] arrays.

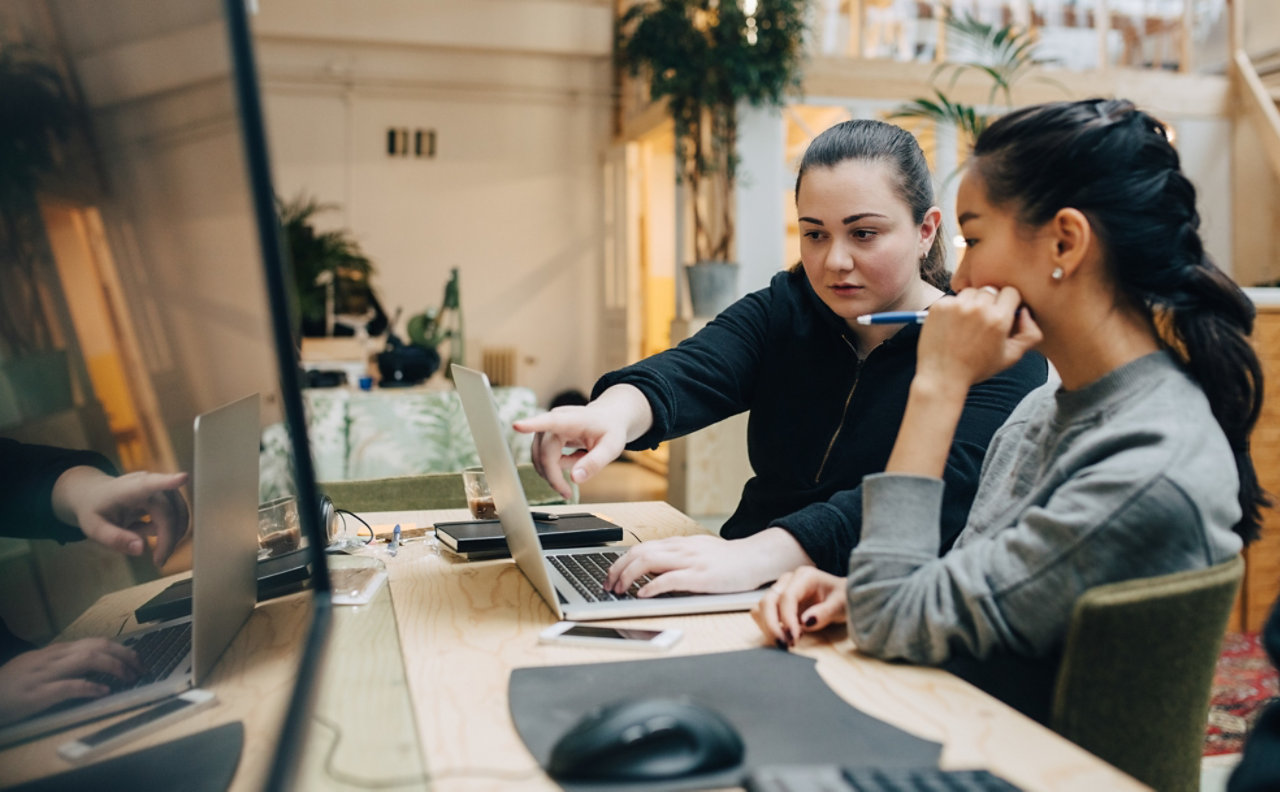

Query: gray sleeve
[[845, 470, 1229, 666]]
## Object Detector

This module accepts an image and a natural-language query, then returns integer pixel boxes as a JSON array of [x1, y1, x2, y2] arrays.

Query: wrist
[[595, 384, 654, 443], [908, 370, 970, 408], [50, 466, 109, 526], [739, 528, 813, 583]]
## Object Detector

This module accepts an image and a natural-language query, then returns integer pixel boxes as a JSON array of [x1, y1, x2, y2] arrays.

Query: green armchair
[[1050, 555, 1244, 792]]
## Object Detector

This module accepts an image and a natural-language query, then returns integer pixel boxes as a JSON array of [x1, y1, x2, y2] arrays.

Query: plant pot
[[685, 261, 739, 318]]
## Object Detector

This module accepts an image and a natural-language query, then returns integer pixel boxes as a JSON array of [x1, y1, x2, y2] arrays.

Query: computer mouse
[[546, 696, 745, 781]]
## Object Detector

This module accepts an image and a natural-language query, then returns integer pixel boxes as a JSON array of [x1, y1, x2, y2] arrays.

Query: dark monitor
[[0, 0, 329, 787]]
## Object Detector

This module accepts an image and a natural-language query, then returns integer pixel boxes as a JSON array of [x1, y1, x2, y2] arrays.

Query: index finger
[[751, 579, 790, 645]]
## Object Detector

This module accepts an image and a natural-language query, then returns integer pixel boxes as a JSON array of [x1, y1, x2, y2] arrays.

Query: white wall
[[251, 0, 614, 403]]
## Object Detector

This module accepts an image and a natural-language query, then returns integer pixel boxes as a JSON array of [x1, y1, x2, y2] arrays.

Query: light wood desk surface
[[0, 573, 310, 789], [0, 501, 1148, 791], [360, 500, 1147, 792]]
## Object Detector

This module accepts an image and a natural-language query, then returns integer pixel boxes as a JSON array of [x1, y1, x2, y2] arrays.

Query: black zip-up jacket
[[593, 269, 1048, 574], [0, 438, 116, 662]]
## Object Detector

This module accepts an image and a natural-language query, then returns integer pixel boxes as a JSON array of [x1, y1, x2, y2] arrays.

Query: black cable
[[336, 508, 375, 544], [624, 528, 643, 544]]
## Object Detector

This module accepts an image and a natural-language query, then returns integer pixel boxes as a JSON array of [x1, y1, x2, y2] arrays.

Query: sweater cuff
[[860, 473, 944, 556], [771, 501, 857, 575]]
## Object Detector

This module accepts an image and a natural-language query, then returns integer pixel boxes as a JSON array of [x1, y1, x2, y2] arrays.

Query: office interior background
[[2, 5, 1280, 784]]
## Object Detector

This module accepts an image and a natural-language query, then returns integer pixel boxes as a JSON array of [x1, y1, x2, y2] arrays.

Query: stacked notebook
[[435, 513, 623, 560]]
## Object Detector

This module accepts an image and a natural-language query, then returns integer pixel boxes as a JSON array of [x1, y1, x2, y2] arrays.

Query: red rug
[[1205, 631, 1279, 756]]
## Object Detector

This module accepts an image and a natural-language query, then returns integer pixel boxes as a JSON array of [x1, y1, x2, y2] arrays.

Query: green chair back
[[1050, 555, 1244, 792], [320, 463, 568, 514]]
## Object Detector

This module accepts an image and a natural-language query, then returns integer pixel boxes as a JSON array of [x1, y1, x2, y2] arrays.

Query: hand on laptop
[[52, 468, 191, 567], [0, 638, 144, 727], [514, 384, 654, 501], [603, 528, 814, 597], [751, 567, 848, 649]]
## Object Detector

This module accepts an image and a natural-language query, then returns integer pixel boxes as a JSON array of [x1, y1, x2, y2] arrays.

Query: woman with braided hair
[[753, 98, 1262, 721]]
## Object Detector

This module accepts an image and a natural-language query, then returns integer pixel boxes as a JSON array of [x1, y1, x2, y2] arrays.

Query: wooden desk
[[0, 556, 425, 792], [361, 501, 1147, 792], [0, 574, 309, 790], [0, 502, 1148, 790]]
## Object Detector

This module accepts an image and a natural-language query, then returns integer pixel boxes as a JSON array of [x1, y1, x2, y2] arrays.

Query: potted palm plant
[[617, 0, 807, 317], [277, 194, 379, 338], [890, 11, 1058, 148]]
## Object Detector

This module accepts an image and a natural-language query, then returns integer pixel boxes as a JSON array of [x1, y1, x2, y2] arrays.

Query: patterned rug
[[1205, 631, 1279, 756]]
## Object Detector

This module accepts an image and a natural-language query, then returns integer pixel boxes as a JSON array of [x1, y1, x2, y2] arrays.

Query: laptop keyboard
[[87, 622, 192, 693], [548, 551, 661, 601], [745, 766, 1023, 792]]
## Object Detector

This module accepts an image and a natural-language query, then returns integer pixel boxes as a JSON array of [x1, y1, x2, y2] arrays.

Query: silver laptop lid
[[452, 365, 565, 620], [191, 392, 260, 683]]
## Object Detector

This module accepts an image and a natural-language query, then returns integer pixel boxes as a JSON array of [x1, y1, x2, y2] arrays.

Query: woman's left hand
[[919, 286, 1043, 389], [752, 567, 848, 648]]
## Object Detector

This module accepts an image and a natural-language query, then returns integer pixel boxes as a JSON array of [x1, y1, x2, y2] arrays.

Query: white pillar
[[734, 102, 788, 295]]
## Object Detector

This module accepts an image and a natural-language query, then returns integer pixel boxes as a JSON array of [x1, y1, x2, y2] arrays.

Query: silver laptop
[[0, 393, 260, 747], [452, 365, 763, 621]]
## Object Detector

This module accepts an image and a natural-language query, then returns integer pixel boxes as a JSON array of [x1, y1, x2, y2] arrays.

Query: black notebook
[[435, 512, 623, 560], [134, 548, 312, 623]]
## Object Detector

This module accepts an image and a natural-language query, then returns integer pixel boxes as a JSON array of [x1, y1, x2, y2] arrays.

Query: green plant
[[890, 11, 1056, 145], [617, 0, 807, 262], [0, 42, 74, 357], [407, 267, 463, 377], [276, 194, 376, 337]]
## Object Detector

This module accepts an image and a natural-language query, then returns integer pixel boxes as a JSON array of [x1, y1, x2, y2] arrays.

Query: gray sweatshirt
[[846, 351, 1244, 666]]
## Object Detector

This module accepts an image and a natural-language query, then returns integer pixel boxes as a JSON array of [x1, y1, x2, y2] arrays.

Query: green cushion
[[319, 464, 569, 514], [1051, 555, 1244, 792]]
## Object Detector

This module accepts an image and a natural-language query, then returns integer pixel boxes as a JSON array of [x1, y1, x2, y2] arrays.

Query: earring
[[1051, 266, 1064, 282]]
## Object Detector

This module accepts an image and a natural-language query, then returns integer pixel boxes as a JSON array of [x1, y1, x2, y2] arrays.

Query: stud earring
[[1051, 266, 1065, 281]]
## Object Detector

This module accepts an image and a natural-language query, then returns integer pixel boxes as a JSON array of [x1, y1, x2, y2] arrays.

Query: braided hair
[[971, 98, 1266, 543], [794, 119, 950, 290]]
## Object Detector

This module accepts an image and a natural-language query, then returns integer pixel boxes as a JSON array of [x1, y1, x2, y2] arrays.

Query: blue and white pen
[[855, 310, 928, 326], [389, 523, 400, 557]]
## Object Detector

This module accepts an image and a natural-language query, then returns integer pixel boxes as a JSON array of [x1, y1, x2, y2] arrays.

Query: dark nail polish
[[804, 616, 816, 628], [775, 639, 788, 651], [782, 627, 793, 643]]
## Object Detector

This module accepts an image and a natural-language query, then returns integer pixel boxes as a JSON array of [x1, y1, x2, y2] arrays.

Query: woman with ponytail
[[755, 98, 1259, 721], [517, 119, 1046, 596]]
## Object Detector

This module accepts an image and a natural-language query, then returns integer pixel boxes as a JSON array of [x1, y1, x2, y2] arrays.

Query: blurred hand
[[0, 638, 144, 727], [918, 286, 1043, 389], [53, 468, 190, 567], [751, 567, 848, 648]]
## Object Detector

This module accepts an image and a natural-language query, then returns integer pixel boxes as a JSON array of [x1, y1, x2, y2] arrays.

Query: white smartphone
[[538, 621, 682, 651], [57, 689, 217, 764]]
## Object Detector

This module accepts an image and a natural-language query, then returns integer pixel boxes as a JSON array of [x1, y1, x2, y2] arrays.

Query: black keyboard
[[548, 551, 657, 602], [87, 622, 192, 692], [744, 766, 1024, 792]]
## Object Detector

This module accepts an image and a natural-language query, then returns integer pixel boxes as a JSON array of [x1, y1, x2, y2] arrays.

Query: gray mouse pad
[[509, 648, 942, 792]]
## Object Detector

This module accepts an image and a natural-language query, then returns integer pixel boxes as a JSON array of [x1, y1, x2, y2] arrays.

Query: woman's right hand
[[512, 384, 653, 501], [0, 639, 144, 727], [752, 567, 848, 648], [918, 286, 1043, 390]]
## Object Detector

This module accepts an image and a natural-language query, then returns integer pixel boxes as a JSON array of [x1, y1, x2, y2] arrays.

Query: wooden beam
[[1233, 48, 1280, 180]]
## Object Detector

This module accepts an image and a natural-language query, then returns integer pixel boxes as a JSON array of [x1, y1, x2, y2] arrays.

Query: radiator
[[481, 346, 518, 386]]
